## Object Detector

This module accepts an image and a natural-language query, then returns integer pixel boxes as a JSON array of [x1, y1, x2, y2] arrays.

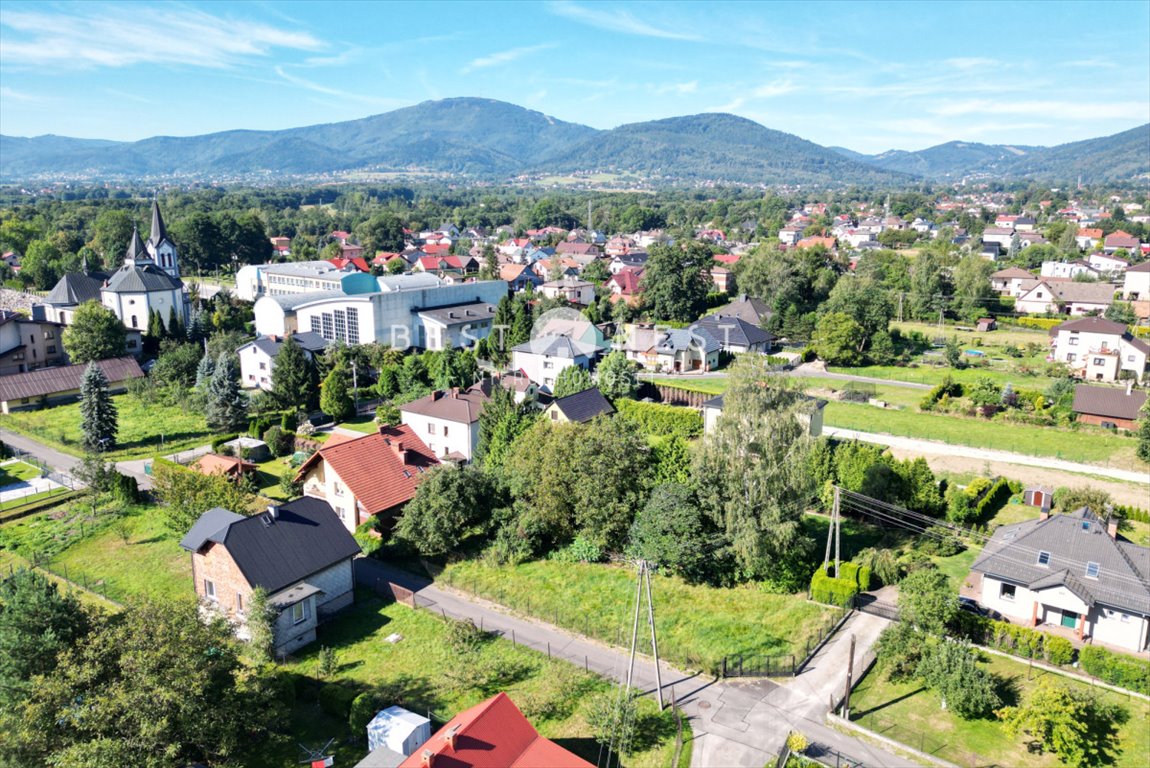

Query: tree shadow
[[851, 686, 926, 718], [552, 737, 602, 765], [993, 673, 1022, 708]]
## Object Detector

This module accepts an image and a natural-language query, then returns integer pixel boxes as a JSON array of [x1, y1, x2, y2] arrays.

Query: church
[[39, 202, 189, 335]]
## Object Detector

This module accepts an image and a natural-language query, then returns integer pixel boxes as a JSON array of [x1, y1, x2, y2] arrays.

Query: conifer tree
[[194, 353, 215, 390], [167, 306, 185, 342], [320, 366, 354, 423], [206, 352, 248, 431], [270, 337, 314, 411], [79, 362, 118, 452]]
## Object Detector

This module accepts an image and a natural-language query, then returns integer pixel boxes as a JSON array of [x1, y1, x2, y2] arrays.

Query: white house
[[1087, 252, 1129, 277], [510, 335, 599, 393], [1049, 316, 1148, 383], [701, 393, 826, 437], [399, 386, 489, 461], [623, 325, 722, 372], [990, 267, 1036, 296], [236, 332, 328, 391], [1040, 261, 1100, 280], [971, 507, 1150, 653], [1016, 280, 1117, 316], [539, 277, 596, 305], [1122, 261, 1150, 301]]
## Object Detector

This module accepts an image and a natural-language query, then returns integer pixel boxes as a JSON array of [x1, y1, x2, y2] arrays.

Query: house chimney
[[1039, 507, 1050, 521], [1107, 518, 1119, 539], [267, 505, 279, 520], [450, 387, 459, 399], [432, 390, 443, 401], [443, 724, 461, 751], [420, 748, 434, 767], [1126, 380, 1134, 396], [392, 440, 409, 464]]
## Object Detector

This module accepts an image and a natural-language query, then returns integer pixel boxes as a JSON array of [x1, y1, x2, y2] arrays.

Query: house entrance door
[[1060, 611, 1078, 628]]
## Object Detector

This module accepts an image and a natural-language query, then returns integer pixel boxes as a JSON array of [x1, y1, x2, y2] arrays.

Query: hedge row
[[809, 562, 870, 607], [957, 614, 1074, 665], [1013, 317, 1064, 330], [972, 477, 1014, 521], [1114, 504, 1150, 525], [210, 433, 240, 453], [1080, 646, 1150, 696], [614, 399, 703, 439]]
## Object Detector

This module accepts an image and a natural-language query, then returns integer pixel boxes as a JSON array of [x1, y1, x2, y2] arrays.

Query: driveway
[[355, 559, 913, 767]]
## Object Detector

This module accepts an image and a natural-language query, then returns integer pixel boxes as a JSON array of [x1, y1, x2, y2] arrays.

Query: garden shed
[[221, 436, 271, 463], [1023, 485, 1053, 510], [366, 706, 431, 757]]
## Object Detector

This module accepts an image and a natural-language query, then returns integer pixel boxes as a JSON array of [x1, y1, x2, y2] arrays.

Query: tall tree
[[194, 352, 215, 390], [629, 483, 715, 583], [62, 301, 127, 364], [951, 255, 996, 322], [88, 209, 136, 270], [320, 366, 354, 423], [394, 465, 505, 557], [898, 568, 957, 635], [357, 212, 405, 253], [692, 359, 816, 588], [475, 380, 537, 472], [206, 351, 248, 432], [915, 639, 1000, 718], [79, 361, 118, 452], [0, 569, 92, 706], [552, 365, 593, 398], [270, 337, 314, 411], [821, 276, 893, 349], [1137, 399, 1150, 464], [167, 306, 185, 342], [596, 350, 639, 401], [479, 243, 498, 280], [642, 241, 713, 322], [997, 678, 1121, 767]]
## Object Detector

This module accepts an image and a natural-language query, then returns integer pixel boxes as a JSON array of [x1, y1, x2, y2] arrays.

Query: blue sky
[[1, 1, 1147, 153]]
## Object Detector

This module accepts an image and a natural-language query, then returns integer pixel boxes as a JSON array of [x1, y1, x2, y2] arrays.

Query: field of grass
[[1, 394, 213, 460], [827, 363, 1055, 390], [646, 376, 729, 395], [262, 596, 685, 768], [851, 652, 1150, 767], [438, 559, 836, 673], [822, 401, 1136, 466], [892, 320, 1051, 349]]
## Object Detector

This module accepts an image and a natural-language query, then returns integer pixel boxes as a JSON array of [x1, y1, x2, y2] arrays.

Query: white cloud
[[654, 80, 698, 95], [944, 57, 999, 70], [461, 44, 556, 74], [932, 99, 1150, 122], [550, 1, 701, 41], [273, 66, 406, 108], [0, 85, 43, 102], [0, 6, 322, 69]]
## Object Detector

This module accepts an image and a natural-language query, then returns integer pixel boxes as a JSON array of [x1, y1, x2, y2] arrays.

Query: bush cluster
[[1080, 646, 1150, 695], [1013, 317, 1064, 331], [318, 683, 357, 721], [955, 614, 1075, 666], [614, 399, 703, 439], [809, 562, 869, 607]]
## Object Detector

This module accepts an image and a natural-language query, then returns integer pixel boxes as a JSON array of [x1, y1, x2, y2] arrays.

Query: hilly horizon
[[1, 97, 1146, 186]]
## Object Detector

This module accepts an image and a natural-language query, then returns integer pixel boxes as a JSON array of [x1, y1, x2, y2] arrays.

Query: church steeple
[[124, 226, 152, 267], [144, 200, 180, 279], [148, 200, 169, 250]]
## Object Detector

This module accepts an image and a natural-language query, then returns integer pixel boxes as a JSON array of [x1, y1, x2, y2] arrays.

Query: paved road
[[355, 560, 913, 768], [824, 426, 1150, 485]]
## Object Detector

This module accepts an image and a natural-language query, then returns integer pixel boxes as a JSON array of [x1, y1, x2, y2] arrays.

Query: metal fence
[[720, 602, 853, 679]]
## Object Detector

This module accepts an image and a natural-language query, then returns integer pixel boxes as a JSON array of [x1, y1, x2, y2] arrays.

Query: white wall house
[[1049, 316, 1148, 383], [510, 335, 599, 393], [972, 508, 1150, 653], [1016, 280, 1117, 316], [1123, 262, 1150, 301], [539, 277, 596, 305], [399, 386, 489, 461], [236, 332, 328, 391]]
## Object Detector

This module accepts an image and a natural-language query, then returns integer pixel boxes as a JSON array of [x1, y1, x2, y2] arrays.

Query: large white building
[[1049, 316, 1148, 383], [236, 260, 377, 301], [971, 508, 1150, 653], [39, 202, 188, 335], [253, 275, 506, 351]]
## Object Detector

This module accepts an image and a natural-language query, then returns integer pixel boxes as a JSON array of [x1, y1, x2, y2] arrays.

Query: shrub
[[876, 623, 925, 681], [353, 519, 383, 557], [349, 691, 381, 733], [210, 432, 240, 453], [262, 426, 293, 458], [1044, 636, 1075, 666], [810, 567, 858, 607], [1014, 317, 1063, 331], [1080, 646, 1150, 695], [549, 536, 604, 564], [318, 683, 357, 721], [786, 731, 810, 754], [614, 399, 703, 439]]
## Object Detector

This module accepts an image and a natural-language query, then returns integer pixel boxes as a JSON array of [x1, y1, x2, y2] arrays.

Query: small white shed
[[366, 706, 431, 757]]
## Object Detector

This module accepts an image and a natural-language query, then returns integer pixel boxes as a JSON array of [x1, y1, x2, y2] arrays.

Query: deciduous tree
[[642, 241, 713, 322], [596, 350, 639, 401], [897, 568, 957, 634], [61, 301, 127, 364], [320, 366, 354, 423], [395, 465, 505, 557]]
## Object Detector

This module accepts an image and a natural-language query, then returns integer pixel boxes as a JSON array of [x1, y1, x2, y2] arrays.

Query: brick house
[[178, 497, 361, 654], [295, 424, 439, 532]]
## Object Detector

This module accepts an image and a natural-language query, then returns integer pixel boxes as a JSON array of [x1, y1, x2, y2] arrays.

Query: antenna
[[298, 739, 335, 767]]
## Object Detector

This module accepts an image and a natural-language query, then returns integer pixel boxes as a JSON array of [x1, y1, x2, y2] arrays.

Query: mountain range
[[2, 97, 1146, 186]]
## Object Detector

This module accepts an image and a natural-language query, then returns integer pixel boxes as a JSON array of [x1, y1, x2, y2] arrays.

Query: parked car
[[959, 597, 1002, 620]]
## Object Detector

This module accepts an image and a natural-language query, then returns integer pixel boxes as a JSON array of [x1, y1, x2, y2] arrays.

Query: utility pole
[[833, 486, 842, 579], [625, 561, 643, 692], [898, 292, 904, 322], [842, 633, 856, 718], [624, 560, 665, 708], [643, 562, 664, 710]]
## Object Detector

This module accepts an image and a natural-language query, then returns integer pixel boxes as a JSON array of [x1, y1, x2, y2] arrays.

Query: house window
[[443, 426, 449, 437], [259, 362, 266, 370], [1120, 613, 1130, 623], [333, 481, 344, 497], [1085, 562, 1100, 579], [1000, 583, 1016, 601], [1068, 336, 1078, 346], [1036, 551, 1051, 566], [550, 410, 559, 420], [291, 601, 308, 625], [543, 361, 554, 369], [204, 579, 217, 601], [47, 346, 56, 354], [427, 423, 436, 435], [1066, 353, 1077, 363], [1093, 358, 1105, 366], [1128, 355, 1136, 362]]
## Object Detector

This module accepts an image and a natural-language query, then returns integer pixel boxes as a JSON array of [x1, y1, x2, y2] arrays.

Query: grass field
[[851, 652, 1150, 767], [891, 320, 1051, 349], [826, 363, 1055, 390], [647, 376, 729, 394], [262, 596, 685, 768], [822, 401, 1136, 467], [1, 394, 213, 460], [438, 559, 836, 673]]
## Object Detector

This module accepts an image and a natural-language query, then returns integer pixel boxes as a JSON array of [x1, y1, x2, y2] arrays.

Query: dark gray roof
[[243, 332, 329, 359], [104, 263, 183, 293], [0, 356, 143, 402], [124, 226, 150, 264], [657, 327, 721, 355], [43, 272, 106, 306], [709, 295, 772, 326], [512, 335, 599, 358], [692, 315, 775, 348], [179, 496, 361, 595], [417, 301, 497, 326], [178, 507, 245, 551], [1072, 384, 1147, 421], [972, 508, 1150, 616], [551, 386, 614, 423], [148, 201, 170, 249]]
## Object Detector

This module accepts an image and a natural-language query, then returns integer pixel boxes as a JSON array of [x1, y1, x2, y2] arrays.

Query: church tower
[[123, 226, 153, 268], [146, 201, 180, 279]]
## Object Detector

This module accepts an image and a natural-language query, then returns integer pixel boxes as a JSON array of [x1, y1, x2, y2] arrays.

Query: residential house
[[499, 263, 543, 293], [1016, 280, 1117, 316], [990, 267, 1036, 296], [396, 692, 594, 768], [1013, 215, 1037, 232], [976, 318, 997, 332], [711, 266, 734, 293], [608, 252, 649, 275], [970, 507, 1150, 653], [555, 241, 601, 259], [981, 227, 1016, 248], [604, 236, 636, 256], [690, 314, 775, 354], [416, 302, 498, 351], [1122, 261, 1150, 301], [236, 332, 328, 391], [605, 268, 644, 306], [510, 335, 600, 392], [796, 235, 836, 250], [0, 356, 143, 414], [296, 425, 439, 531], [709, 294, 772, 327], [535, 316, 608, 348], [469, 372, 538, 405], [539, 277, 595, 305], [1103, 230, 1140, 254], [178, 498, 361, 654], [1049, 316, 1148, 382], [778, 227, 803, 246], [0, 311, 67, 374], [624, 325, 721, 372], [701, 393, 826, 436], [193, 453, 257, 482], [1040, 261, 1100, 280], [399, 387, 489, 461], [544, 387, 615, 424], [413, 255, 478, 275], [1076, 228, 1103, 251], [1087, 252, 1129, 277], [1071, 383, 1147, 430]]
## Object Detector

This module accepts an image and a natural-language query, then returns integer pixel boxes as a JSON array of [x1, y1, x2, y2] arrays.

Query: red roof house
[[398, 692, 593, 768], [295, 425, 439, 532], [328, 256, 370, 272]]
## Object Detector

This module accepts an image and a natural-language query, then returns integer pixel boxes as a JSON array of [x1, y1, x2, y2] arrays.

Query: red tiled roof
[[712, 253, 741, 265], [296, 425, 438, 515], [607, 268, 643, 295], [398, 692, 593, 768], [424, 243, 452, 255], [1078, 228, 1103, 238]]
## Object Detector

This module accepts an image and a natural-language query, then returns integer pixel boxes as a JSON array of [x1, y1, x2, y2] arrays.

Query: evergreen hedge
[[1080, 646, 1150, 695], [614, 399, 703, 439]]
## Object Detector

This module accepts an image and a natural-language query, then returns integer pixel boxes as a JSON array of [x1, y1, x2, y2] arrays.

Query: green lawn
[[263, 596, 684, 768], [337, 415, 379, 434], [438, 559, 836, 674], [1, 394, 213, 460], [891, 320, 1051, 349], [851, 652, 1150, 767], [822, 401, 1137, 467], [933, 548, 980, 592], [0, 459, 43, 486], [646, 376, 728, 395], [827, 363, 1055, 390]]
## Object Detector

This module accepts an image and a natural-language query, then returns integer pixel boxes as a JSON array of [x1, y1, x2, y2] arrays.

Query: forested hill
[[2, 97, 1145, 186], [836, 124, 1150, 183]]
